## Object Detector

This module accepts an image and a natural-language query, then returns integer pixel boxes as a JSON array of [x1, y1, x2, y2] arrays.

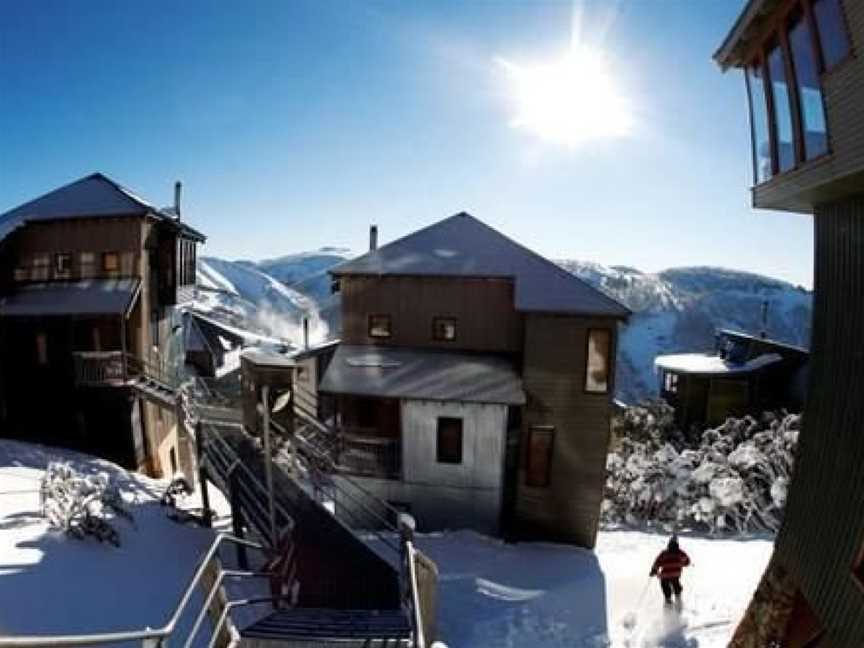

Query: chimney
[[369, 225, 378, 252], [303, 317, 309, 350], [174, 181, 182, 220], [760, 300, 769, 339]]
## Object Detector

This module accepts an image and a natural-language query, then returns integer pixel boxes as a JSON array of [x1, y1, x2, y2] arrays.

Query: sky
[[0, 0, 814, 288]]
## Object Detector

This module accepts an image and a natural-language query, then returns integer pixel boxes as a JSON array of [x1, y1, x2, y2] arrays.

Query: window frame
[[584, 327, 612, 395], [432, 316, 458, 342], [525, 425, 555, 488], [436, 417, 463, 465], [368, 314, 392, 339], [102, 251, 120, 273]]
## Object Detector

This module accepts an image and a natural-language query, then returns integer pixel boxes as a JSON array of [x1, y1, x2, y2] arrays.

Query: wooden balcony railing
[[73, 351, 128, 386]]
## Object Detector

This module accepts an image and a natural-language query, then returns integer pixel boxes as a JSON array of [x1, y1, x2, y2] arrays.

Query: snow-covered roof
[[331, 213, 630, 318], [654, 352, 783, 376], [0, 278, 141, 317], [319, 344, 526, 405], [0, 173, 205, 245]]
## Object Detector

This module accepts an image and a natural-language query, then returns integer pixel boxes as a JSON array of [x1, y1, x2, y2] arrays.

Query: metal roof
[[0, 173, 205, 244], [319, 344, 526, 405], [0, 278, 141, 317], [331, 213, 629, 318]]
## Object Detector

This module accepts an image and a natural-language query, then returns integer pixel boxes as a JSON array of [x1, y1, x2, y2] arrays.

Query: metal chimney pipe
[[303, 317, 309, 350], [369, 225, 378, 251], [760, 300, 769, 339], [174, 181, 182, 220]]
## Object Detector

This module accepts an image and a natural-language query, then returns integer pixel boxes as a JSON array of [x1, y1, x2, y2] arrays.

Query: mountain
[[195, 252, 811, 403]]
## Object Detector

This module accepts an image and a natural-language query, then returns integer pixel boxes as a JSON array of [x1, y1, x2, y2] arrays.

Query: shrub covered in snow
[[39, 462, 134, 546], [604, 402, 799, 534]]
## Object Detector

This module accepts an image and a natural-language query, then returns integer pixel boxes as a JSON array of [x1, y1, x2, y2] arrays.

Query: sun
[[499, 45, 633, 148]]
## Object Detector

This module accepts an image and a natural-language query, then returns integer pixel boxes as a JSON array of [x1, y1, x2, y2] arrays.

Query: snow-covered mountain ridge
[[195, 251, 811, 402]]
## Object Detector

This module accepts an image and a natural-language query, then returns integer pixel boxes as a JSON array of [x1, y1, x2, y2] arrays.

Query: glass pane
[[813, 0, 850, 70], [585, 328, 611, 393], [747, 64, 773, 183], [789, 12, 828, 159], [768, 44, 795, 173]]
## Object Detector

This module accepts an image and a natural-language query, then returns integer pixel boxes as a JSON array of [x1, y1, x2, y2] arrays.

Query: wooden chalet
[[297, 213, 630, 548], [656, 328, 808, 429], [715, 0, 864, 644], [0, 173, 204, 476]]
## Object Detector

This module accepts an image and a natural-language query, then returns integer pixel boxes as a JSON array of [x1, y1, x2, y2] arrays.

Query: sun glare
[[500, 46, 633, 148]]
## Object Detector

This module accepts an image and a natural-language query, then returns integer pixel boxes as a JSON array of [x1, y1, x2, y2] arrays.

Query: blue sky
[[0, 0, 813, 287]]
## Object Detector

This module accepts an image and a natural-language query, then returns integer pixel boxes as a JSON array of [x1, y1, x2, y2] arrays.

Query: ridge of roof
[[331, 212, 630, 318]]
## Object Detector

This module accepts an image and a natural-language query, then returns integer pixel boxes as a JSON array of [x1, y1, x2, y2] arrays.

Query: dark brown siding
[[775, 195, 864, 644], [514, 313, 618, 548], [340, 275, 522, 353]]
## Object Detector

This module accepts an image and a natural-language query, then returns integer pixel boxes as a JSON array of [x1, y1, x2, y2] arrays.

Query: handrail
[[404, 539, 427, 648], [0, 533, 272, 648]]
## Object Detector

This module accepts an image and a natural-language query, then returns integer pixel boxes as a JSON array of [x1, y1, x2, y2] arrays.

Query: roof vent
[[369, 225, 378, 251], [174, 181, 182, 221]]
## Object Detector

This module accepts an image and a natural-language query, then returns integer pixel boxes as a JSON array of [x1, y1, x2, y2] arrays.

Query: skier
[[649, 535, 691, 607]]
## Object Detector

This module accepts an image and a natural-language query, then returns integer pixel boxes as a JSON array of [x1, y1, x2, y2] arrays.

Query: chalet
[[655, 328, 808, 429], [0, 173, 204, 477], [296, 213, 630, 548], [715, 0, 864, 644]]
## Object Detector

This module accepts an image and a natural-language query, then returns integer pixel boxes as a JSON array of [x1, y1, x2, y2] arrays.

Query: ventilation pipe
[[303, 317, 309, 350], [760, 300, 769, 339], [174, 181, 182, 220], [369, 225, 378, 251]]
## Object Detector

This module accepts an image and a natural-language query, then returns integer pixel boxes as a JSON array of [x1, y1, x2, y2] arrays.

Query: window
[[585, 328, 611, 394], [433, 317, 457, 342], [788, 10, 828, 160], [813, 0, 850, 70], [102, 251, 120, 272], [150, 311, 160, 347], [436, 417, 463, 464], [32, 255, 50, 281], [526, 426, 554, 487], [54, 253, 72, 277], [331, 278, 341, 294], [169, 447, 178, 474], [80, 252, 96, 278], [747, 62, 773, 183], [664, 371, 679, 394], [767, 41, 796, 173], [35, 333, 48, 366], [368, 314, 392, 339]]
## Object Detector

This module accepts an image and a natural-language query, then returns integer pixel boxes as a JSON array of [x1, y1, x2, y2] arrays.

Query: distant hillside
[[196, 251, 811, 403]]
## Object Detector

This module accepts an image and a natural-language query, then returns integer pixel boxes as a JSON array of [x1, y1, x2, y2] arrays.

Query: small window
[[433, 317, 457, 342], [526, 426, 554, 488], [32, 255, 50, 281], [331, 278, 341, 294], [35, 333, 48, 366], [812, 0, 851, 70], [436, 417, 463, 464], [585, 328, 612, 394], [368, 314, 392, 339], [102, 251, 120, 272], [80, 252, 96, 278], [54, 253, 72, 277], [664, 371, 679, 394]]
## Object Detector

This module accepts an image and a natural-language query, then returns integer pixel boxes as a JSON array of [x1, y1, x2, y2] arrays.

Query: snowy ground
[[418, 529, 772, 648], [0, 439, 233, 644]]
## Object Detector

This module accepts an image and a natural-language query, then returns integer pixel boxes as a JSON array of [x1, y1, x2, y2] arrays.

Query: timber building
[[297, 213, 630, 548], [0, 173, 204, 477], [715, 0, 864, 644]]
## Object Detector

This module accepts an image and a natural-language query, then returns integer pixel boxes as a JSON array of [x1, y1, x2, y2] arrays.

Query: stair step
[[240, 608, 411, 646]]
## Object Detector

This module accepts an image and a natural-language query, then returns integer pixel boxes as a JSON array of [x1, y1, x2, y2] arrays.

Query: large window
[[747, 63, 773, 183], [768, 42, 796, 173], [788, 10, 828, 160], [436, 417, 463, 464], [585, 328, 611, 394], [525, 426, 554, 488], [813, 0, 850, 70]]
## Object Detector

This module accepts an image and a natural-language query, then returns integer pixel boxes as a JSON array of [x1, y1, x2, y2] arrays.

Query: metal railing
[[73, 351, 181, 392], [0, 533, 291, 648]]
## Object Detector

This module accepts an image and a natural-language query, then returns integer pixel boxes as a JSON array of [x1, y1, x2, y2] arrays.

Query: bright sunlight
[[499, 45, 633, 148]]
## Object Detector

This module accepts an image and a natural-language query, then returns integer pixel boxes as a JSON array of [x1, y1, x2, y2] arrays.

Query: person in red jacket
[[650, 535, 691, 606]]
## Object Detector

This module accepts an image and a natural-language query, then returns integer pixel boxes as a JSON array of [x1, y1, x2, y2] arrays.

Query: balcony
[[73, 351, 129, 386]]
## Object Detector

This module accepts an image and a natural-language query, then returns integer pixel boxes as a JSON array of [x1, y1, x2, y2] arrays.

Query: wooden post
[[196, 422, 213, 528], [229, 470, 248, 569]]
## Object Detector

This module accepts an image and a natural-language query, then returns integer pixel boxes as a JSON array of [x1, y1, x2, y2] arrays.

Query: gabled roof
[[331, 213, 630, 318], [0, 173, 205, 244]]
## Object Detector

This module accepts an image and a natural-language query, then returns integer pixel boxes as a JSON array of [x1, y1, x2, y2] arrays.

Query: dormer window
[[433, 317, 457, 342], [368, 314, 392, 339]]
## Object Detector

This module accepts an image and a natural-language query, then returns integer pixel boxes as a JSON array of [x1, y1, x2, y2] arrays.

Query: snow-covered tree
[[604, 402, 799, 534]]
